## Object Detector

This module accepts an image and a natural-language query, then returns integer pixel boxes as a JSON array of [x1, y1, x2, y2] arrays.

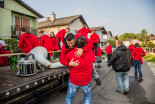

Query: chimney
[[51, 12, 56, 21], [46, 17, 50, 21]]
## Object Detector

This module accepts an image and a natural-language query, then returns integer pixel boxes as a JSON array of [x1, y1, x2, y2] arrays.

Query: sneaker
[[124, 90, 129, 94], [138, 78, 143, 81], [95, 78, 101, 86], [116, 90, 124, 94]]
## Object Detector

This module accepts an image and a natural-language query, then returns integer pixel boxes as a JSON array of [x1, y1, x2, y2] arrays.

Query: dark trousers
[[107, 54, 112, 62], [58, 41, 61, 50], [92, 43, 98, 56]]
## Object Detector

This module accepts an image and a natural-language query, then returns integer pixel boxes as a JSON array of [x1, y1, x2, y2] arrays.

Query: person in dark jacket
[[108, 40, 132, 94]]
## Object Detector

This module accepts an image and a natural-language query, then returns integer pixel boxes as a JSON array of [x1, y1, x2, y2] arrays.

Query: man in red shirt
[[65, 36, 95, 104], [77, 25, 92, 37], [90, 31, 101, 55], [60, 33, 101, 85], [56, 28, 70, 49], [18, 28, 33, 53], [128, 41, 134, 53], [105, 43, 112, 63]]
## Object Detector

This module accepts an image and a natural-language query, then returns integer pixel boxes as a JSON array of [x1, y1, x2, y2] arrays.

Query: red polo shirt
[[77, 28, 92, 37], [132, 47, 146, 60], [128, 44, 134, 53], [56, 29, 66, 42], [66, 48, 95, 86], [90, 33, 100, 44], [105, 45, 112, 54]]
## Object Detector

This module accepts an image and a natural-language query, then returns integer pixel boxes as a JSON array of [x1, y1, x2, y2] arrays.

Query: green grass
[[144, 54, 155, 62], [102, 54, 106, 57]]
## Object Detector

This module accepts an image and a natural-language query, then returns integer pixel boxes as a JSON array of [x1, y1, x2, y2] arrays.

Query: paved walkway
[[40, 60, 155, 104]]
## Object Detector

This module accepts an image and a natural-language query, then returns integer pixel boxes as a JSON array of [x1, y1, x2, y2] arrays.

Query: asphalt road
[[40, 60, 155, 104]]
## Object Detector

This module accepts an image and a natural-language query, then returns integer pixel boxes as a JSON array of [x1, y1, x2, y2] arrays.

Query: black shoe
[[124, 90, 129, 94], [116, 90, 124, 94], [95, 78, 101, 86]]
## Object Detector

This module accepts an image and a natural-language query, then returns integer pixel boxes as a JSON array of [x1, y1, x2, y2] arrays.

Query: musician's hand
[[69, 58, 80, 67], [74, 48, 83, 57]]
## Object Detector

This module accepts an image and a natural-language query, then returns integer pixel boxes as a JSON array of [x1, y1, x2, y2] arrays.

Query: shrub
[[4, 38, 19, 52], [146, 41, 155, 48], [140, 43, 145, 47]]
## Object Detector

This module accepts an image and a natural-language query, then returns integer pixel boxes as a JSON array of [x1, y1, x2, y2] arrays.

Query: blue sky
[[23, 0, 155, 36]]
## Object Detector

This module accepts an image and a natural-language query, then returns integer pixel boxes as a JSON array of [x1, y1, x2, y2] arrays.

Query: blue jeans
[[115, 71, 129, 92], [65, 80, 92, 104], [97, 62, 101, 67], [133, 60, 142, 78]]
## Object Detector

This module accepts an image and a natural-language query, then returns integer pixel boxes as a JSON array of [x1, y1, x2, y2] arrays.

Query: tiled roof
[[38, 15, 86, 28], [90, 26, 105, 31], [150, 36, 155, 40]]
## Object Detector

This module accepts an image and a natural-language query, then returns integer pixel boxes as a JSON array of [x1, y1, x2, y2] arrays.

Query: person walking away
[[56, 28, 70, 49], [60, 33, 101, 85], [105, 43, 112, 63], [108, 40, 132, 94], [77, 25, 92, 37], [65, 36, 95, 104], [90, 31, 100, 56], [132, 43, 146, 81], [128, 41, 135, 68]]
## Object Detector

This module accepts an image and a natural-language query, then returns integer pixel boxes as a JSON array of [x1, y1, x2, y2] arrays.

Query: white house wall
[[68, 18, 83, 34]]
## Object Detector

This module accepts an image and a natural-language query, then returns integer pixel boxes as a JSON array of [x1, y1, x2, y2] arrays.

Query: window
[[0, 0, 4, 8]]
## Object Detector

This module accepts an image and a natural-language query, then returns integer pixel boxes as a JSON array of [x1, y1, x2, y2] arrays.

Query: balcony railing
[[11, 25, 38, 38]]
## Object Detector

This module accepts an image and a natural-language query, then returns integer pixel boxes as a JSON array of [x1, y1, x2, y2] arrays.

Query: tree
[[137, 29, 148, 45], [118, 33, 137, 40], [105, 40, 116, 48]]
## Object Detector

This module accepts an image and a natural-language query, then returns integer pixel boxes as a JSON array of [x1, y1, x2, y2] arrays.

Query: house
[[123, 39, 142, 47], [103, 31, 112, 41], [38, 13, 88, 35], [89, 26, 107, 43], [111, 36, 118, 40], [150, 36, 155, 44], [0, 0, 44, 38]]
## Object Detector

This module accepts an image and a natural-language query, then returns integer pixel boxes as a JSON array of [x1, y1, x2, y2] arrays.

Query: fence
[[142, 47, 155, 55]]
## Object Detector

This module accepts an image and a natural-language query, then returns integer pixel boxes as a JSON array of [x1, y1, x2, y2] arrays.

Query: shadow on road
[[128, 76, 153, 104]]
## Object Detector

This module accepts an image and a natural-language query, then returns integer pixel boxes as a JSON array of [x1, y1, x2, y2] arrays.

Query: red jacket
[[132, 47, 146, 60], [66, 48, 95, 86], [77, 28, 92, 37], [50, 36, 59, 50], [105, 45, 112, 54], [18, 33, 33, 53], [96, 47, 102, 57], [60, 34, 93, 66], [31, 34, 40, 48], [90, 33, 100, 44], [40, 35, 53, 52], [0, 46, 9, 66], [56, 29, 66, 42], [128, 44, 134, 53]]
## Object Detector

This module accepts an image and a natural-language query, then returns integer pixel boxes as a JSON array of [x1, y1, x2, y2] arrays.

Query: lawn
[[144, 54, 155, 63]]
